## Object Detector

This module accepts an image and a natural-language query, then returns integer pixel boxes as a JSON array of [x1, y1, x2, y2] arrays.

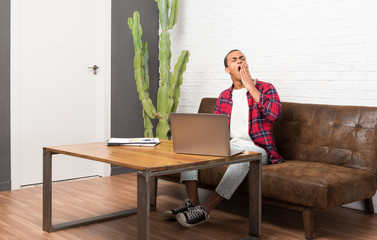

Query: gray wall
[[0, 0, 11, 191], [111, 0, 159, 175]]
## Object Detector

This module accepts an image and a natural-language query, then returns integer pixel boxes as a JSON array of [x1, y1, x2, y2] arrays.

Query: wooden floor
[[0, 173, 376, 240]]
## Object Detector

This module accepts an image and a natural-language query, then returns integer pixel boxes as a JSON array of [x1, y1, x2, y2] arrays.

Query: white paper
[[107, 138, 161, 146]]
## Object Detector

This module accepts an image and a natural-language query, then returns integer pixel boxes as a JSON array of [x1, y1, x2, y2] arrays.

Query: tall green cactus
[[128, 0, 190, 140]]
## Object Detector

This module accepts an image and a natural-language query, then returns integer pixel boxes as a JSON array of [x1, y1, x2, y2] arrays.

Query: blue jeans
[[180, 143, 268, 199]]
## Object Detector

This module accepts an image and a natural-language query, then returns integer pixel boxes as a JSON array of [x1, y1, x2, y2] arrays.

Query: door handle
[[88, 65, 99, 75]]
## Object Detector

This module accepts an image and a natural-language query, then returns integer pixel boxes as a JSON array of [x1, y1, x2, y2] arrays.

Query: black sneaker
[[162, 199, 194, 219], [176, 205, 209, 227]]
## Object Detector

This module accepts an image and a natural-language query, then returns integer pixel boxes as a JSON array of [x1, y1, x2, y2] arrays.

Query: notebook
[[169, 113, 244, 157]]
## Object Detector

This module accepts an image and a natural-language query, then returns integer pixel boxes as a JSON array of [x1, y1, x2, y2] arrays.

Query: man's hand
[[240, 63, 257, 88], [240, 63, 261, 102]]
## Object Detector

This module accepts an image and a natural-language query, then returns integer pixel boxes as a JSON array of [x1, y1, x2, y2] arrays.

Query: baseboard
[[0, 180, 11, 191], [343, 194, 377, 214]]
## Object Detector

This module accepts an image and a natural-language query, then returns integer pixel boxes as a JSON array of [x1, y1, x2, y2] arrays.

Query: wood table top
[[44, 140, 260, 172]]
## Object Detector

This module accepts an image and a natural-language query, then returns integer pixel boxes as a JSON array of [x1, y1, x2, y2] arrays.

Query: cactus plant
[[128, 0, 190, 139]]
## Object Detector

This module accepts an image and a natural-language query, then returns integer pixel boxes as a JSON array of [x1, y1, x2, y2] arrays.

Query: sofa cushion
[[262, 161, 377, 209]]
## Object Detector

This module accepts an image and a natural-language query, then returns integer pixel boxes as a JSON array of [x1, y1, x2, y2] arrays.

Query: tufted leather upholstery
[[265, 102, 377, 209], [274, 103, 377, 174]]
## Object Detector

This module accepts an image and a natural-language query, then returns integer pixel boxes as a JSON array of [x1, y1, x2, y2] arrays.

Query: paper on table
[[107, 138, 161, 146]]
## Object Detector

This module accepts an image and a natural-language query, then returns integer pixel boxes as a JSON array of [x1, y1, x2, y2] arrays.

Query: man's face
[[225, 50, 247, 79]]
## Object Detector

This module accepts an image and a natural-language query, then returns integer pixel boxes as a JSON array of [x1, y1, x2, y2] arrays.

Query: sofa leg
[[303, 208, 314, 240], [364, 198, 375, 214]]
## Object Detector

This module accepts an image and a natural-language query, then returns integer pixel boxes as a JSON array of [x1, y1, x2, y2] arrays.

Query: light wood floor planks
[[0, 173, 376, 240]]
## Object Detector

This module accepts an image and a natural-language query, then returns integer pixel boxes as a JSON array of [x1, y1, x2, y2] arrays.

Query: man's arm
[[257, 84, 282, 122], [240, 63, 281, 121]]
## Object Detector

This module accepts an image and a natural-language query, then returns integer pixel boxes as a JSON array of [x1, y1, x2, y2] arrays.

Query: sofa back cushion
[[197, 98, 377, 175], [198, 98, 218, 114], [274, 102, 377, 174]]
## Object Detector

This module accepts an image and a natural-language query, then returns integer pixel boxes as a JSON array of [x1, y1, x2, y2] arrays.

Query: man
[[163, 49, 284, 227]]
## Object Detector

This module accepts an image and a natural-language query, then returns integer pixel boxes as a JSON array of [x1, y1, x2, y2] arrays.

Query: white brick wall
[[167, 0, 377, 212], [168, 0, 377, 113]]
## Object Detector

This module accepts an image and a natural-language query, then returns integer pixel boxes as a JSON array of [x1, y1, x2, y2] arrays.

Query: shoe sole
[[176, 213, 208, 228], [176, 213, 195, 227], [162, 211, 177, 219]]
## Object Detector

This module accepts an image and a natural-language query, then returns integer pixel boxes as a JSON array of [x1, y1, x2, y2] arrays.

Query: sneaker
[[176, 205, 209, 227], [162, 199, 194, 219]]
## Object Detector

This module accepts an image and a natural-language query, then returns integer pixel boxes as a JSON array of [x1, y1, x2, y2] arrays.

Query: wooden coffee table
[[43, 140, 261, 240]]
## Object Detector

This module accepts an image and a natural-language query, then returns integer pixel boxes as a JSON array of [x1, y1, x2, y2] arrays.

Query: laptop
[[169, 113, 244, 157]]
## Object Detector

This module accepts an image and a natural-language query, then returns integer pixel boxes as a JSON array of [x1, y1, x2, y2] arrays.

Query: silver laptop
[[170, 113, 244, 157]]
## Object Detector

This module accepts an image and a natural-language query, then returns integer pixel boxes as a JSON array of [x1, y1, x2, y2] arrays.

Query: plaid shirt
[[214, 81, 284, 164]]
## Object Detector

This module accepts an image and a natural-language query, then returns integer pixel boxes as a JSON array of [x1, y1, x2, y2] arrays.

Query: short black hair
[[224, 49, 241, 67]]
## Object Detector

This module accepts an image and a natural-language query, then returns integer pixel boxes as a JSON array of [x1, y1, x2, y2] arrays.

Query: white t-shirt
[[230, 88, 268, 164], [230, 88, 251, 144]]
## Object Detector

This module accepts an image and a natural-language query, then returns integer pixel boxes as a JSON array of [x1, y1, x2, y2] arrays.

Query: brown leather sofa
[[161, 98, 377, 239]]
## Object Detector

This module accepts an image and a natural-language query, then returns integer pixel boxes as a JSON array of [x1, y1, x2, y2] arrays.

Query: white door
[[11, 0, 111, 188]]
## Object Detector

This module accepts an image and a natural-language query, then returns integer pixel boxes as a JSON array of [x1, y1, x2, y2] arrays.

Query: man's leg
[[180, 170, 201, 205], [184, 180, 200, 206], [176, 162, 249, 227], [202, 192, 223, 214], [204, 161, 250, 213], [162, 170, 199, 218], [215, 162, 250, 199]]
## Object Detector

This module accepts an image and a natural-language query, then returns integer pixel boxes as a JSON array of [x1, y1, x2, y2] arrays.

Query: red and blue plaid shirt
[[214, 81, 284, 164]]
